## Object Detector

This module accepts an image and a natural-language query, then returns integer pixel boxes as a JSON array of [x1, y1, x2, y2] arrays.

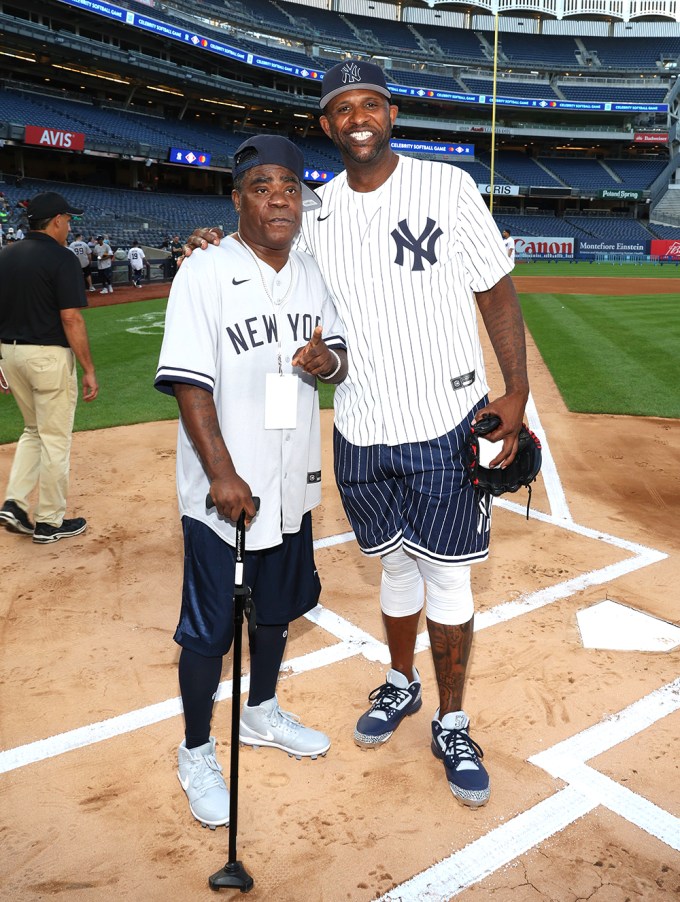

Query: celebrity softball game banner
[[515, 237, 575, 260]]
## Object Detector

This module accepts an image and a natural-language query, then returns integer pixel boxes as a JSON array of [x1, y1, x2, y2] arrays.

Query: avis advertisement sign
[[24, 125, 85, 151], [651, 239, 680, 259], [515, 236, 574, 260]]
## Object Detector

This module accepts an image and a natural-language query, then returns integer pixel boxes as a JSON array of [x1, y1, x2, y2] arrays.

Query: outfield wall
[[515, 236, 680, 260]]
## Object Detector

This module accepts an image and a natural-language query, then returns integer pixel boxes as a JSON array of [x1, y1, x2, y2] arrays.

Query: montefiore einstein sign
[[515, 237, 574, 259]]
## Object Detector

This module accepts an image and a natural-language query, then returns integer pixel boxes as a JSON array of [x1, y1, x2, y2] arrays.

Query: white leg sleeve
[[380, 545, 424, 618], [417, 559, 474, 626]]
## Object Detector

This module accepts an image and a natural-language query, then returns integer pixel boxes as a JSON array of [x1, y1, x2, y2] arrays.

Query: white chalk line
[[525, 390, 572, 523], [0, 402, 674, 899], [378, 678, 680, 900], [378, 787, 595, 901], [0, 504, 667, 775]]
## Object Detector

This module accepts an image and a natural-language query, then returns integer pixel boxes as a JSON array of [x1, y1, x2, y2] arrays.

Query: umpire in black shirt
[[0, 191, 99, 543]]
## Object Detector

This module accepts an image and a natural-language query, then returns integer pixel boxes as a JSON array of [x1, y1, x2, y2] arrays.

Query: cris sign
[[515, 236, 574, 259]]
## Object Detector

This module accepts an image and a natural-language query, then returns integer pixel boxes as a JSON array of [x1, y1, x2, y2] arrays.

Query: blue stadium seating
[[461, 78, 558, 100], [342, 13, 422, 54], [558, 84, 669, 103], [580, 36, 680, 70], [483, 32, 581, 68], [483, 152, 562, 188], [564, 216, 654, 242], [538, 158, 619, 190], [407, 24, 486, 64], [605, 159, 667, 188]]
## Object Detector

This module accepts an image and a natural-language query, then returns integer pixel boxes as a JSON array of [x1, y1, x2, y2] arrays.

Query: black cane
[[205, 493, 259, 894]]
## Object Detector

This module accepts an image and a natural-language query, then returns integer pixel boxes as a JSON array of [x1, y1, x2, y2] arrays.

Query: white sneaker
[[239, 696, 330, 760], [108, 285, 114, 293], [99, 288, 108, 294], [88, 286, 96, 292], [177, 737, 229, 828]]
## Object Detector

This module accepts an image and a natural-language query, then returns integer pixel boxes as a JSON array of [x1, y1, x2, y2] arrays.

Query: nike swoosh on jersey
[[232, 277, 251, 285], [317, 213, 332, 221]]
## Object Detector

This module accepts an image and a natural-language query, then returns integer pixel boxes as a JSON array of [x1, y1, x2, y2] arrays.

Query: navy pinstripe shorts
[[175, 514, 321, 656], [333, 400, 490, 564]]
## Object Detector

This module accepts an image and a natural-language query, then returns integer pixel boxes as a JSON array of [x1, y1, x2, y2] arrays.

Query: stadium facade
[[1, 0, 679, 259]]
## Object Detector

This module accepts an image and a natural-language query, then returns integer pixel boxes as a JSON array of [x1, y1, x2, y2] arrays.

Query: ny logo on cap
[[341, 62, 362, 85]]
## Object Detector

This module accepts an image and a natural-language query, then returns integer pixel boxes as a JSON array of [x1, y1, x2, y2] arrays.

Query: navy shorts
[[174, 513, 321, 656], [333, 400, 490, 564]]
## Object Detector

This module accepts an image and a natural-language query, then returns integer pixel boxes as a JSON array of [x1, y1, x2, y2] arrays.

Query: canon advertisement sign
[[515, 237, 575, 260]]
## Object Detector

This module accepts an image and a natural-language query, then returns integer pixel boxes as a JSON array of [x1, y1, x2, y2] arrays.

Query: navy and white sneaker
[[431, 709, 490, 808], [354, 667, 422, 748]]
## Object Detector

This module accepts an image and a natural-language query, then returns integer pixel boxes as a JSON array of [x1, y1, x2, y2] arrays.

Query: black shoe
[[33, 517, 87, 544], [0, 500, 34, 535]]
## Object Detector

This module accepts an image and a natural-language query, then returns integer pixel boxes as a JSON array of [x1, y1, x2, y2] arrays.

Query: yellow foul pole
[[489, 11, 499, 214]]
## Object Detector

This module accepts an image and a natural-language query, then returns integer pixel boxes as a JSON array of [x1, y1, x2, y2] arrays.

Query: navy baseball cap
[[320, 60, 391, 109], [27, 191, 83, 222], [232, 135, 321, 211]]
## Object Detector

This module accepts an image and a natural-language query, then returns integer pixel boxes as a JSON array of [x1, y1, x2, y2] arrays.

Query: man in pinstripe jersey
[[185, 62, 530, 808], [302, 60, 530, 809]]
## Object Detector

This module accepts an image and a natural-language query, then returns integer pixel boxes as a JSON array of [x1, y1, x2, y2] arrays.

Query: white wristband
[[318, 348, 342, 381]]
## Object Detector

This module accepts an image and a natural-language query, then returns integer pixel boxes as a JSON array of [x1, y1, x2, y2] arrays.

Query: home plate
[[577, 600, 680, 651]]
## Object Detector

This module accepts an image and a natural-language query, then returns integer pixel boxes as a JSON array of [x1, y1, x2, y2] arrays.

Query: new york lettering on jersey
[[226, 312, 322, 355]]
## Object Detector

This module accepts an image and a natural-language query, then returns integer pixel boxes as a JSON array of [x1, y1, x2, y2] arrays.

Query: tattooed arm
[[474, 274, 530, 468], [173, 383, 257, 523]]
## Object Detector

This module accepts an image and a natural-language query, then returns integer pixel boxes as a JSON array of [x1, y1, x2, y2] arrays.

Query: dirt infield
[[89, 273, 679, 310], [1, 279, 679, 900], [512, 275, 678, 295]]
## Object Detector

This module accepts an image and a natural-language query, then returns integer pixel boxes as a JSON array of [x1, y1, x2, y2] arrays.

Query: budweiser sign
[[633, 132, 669, 143], [24, 125, 85, 151], [651, 239, 680, 258]]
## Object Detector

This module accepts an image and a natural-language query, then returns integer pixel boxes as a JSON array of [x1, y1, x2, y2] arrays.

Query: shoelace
[[191, 754, 225, 792], [367, 683, 412, 714], [440, 727, 484, 767], [269, 706, 302, 734]]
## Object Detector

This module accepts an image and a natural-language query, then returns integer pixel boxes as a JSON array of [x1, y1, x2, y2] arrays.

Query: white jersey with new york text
[[155, 239, 345, 551], [298, 156, 514, 447]]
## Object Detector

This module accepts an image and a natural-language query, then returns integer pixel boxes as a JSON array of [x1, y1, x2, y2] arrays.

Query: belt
[[1, 338, 36, 345]]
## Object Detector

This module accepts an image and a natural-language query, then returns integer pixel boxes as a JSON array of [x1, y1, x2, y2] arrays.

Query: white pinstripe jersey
[[298, 156, 514, 447], [155, 240, 345, 550]]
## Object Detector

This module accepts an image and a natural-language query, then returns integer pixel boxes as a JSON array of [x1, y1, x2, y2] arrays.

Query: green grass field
[[0, 297, 337, 444], [519, 292, 680, 418], [515, 259, 680, 279], [1, 276, 678, 445]]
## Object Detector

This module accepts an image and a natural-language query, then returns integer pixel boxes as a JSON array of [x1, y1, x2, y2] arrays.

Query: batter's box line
[[0, 519, 666, 776], [377, 678, 680, 901]]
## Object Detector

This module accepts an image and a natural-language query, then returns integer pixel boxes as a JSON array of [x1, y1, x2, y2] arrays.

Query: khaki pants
[[0, 342, 78, 526]]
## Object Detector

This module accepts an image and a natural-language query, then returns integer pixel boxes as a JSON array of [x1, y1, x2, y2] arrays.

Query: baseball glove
[[467, 414, 542, 517]]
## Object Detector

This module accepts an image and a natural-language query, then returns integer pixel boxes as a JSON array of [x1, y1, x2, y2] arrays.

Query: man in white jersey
[[305, 60, 529, 808], [184, 62, 530, 809], [502, 229, 516, 263], [127, 241, 146, 287], [69, 233, 96, 292], [154, 136, 347, 830], [92, 235, 113, 294]]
